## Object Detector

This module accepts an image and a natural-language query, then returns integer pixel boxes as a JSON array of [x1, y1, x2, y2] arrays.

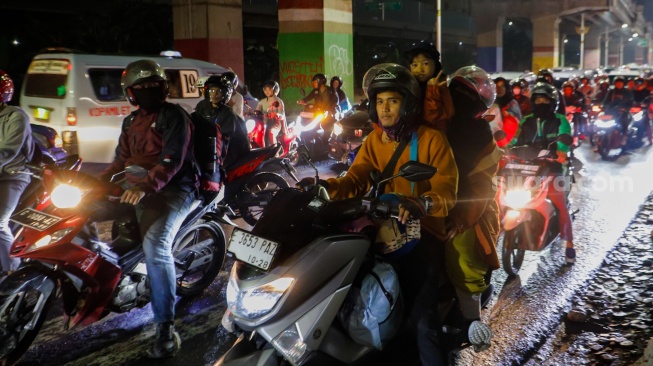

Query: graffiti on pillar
[[280, 57, 324, 89], [328, 44, 353, 76]]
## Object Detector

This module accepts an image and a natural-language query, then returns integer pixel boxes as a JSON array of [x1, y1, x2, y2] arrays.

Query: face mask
[[132, 87, 165, 111], [533, 103, 551, 117]]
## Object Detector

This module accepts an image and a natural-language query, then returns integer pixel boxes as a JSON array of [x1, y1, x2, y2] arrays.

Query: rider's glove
[[295, 177, 329, 191]]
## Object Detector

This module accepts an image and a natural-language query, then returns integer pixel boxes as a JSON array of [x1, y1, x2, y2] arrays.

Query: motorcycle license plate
[[504, 163, 539, 172], [299, 111, 315, 119], [10, 208, 62, 231], [227, 229, 279, 271]]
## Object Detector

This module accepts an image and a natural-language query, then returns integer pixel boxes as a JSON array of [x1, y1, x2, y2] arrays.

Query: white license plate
[[227, 229, 279, 271], [504, 163, 539, 172], [10, 208, 62, 231]]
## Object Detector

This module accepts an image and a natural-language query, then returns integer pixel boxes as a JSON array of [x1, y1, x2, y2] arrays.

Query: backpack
[[189, 111, 223, 191], [121, 103, 224, 192], [338, 256, 403, 350]]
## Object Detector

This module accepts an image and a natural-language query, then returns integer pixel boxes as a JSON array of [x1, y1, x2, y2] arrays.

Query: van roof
[[32, 52, 228, 71]]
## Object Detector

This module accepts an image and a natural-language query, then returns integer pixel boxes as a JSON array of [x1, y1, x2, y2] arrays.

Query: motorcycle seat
[[224, 144, 281, 171]]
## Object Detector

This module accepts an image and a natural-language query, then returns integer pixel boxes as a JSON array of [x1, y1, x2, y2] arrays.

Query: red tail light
[[66, 107, 77, 126]]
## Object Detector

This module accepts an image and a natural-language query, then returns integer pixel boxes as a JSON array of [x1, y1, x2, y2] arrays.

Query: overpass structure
[[472, 0, 652, 72]]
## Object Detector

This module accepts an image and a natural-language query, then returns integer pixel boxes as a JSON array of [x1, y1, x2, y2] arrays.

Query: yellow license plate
[[34, 107, 51, 122]]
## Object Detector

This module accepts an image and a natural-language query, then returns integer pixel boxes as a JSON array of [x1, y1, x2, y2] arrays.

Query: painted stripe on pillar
[[278, 0, 323, 10], [278, 9, 351, 23]]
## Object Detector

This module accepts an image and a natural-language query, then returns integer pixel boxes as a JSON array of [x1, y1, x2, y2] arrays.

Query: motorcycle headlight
[[51, 184, 83, 208], [30, 228, 74, 251], [245, 119, 256, 133], [226, 271, 294, 320], [505, 189, 531, 209], [595, 119, 616, 129], [633, 111, 644, 122], [333, 123, 343, 136]]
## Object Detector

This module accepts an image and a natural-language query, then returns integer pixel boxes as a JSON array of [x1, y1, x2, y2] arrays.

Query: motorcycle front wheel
[[0, 278, 55, 365], [502, 229, 526, 277], [597, 135, 612, 160], [238, 172, 289, 227], [174, 220, 227, 297]]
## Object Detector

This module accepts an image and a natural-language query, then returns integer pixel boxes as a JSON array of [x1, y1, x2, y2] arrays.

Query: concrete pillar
[[278, 0, 353, 114], [584, 32, 601, 70], [172, 0, 244, 81], [532, 14, 559, 70], [476, 17, 504, 73]]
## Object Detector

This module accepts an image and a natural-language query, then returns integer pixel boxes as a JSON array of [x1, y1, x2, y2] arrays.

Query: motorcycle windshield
[[250, 189, 366, 269]]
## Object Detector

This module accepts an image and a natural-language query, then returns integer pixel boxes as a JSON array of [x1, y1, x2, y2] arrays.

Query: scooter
[[215, 150, 491, 365], [222, 144, 298, 227], [244, 101, 301, 165], [0, 165, 229, 365], [594, 108, 640, 160], [329, 100, 374, 165], [565, 105, 587, 147], [295, 103, 331, 161], [497, 138, 575, 276]]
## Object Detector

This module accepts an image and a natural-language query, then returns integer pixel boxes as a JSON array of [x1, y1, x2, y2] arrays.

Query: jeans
[[90, 187, 195, 324], [0, 178, 29, 271], [548, 179, 573, 242]]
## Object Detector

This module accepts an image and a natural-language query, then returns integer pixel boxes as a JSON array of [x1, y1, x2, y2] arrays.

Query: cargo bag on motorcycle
[[190, 111, 224, 192], [337, 256, 402, 350]]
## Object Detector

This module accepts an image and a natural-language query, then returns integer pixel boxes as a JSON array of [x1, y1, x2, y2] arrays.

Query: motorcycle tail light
[[355, 129, 363, 137], [66, 107, 77, 126]]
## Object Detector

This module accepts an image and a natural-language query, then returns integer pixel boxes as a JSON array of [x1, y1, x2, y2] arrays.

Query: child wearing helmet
[[256, 80, 286, 146], [405, 40, 454, 132], [0, 70, 34, 274], [509, 82, 576, 264]]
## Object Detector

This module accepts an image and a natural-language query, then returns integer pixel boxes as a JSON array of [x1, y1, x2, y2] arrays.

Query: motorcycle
[[0, 165, 229, 365], [586, 103, 603, 146], [215, 150, 491, 365], [294, 103, 331, 161], [593, 108, 639, 160], [244, 101, 300, 165], [222, 144, 298, 227], [329, 100, 374, 165], [497, 138, 575, 276], [565, 105, 587, 147]]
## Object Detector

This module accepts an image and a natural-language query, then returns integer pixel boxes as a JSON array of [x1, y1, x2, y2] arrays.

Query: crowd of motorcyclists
[[2, 39, 653, 365]]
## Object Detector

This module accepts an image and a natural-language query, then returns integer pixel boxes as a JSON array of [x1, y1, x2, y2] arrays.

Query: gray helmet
[[121, 60, 167, 105]]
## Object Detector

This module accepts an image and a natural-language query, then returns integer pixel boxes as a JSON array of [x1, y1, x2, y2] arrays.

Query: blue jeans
[[0, 178, 29, 272], [135, 188, 195, 324]]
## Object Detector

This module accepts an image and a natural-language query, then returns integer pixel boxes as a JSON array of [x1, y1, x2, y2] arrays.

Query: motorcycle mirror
[[397, 161, 438, 182], [483, 114, 495, 123], [125, 165, 149, 178], [370, 170, 382, 184], [557, 134, 573, 146], [297, 144, 311, 162]]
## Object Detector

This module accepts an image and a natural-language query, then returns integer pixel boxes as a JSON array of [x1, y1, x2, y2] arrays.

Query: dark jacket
[[301, 86, 339, 115], [513, 94, 532, 117], [509, 112, 572, 153], [633, 89, 651, 104], [603, 87, 634, 112], [100, 102, 197, 193], [0, 106, 33, 180], [562, 91, 585, 110], [213, 105, 250, 169]]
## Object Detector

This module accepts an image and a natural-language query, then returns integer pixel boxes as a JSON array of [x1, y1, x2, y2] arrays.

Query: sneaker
[[565, 247, 576, 265], [147, 321, 181, 359]]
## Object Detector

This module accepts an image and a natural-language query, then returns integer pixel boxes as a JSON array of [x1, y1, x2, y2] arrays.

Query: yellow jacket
[[327, 125, 458, 238]]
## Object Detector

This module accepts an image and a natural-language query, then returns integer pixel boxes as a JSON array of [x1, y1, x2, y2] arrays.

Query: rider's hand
[[556, 150, 568, 164], [295, 177, 329, 191], [121, 187, 146, 205], [398, 196, 428, 224]]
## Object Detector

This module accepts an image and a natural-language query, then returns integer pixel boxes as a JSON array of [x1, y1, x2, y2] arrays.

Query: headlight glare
[[333, 123, 343, 136], [51, 184, 83, 208], [246, 119, 256, 133], [505, 189, 531, 208], [226, 272, 294, 319]]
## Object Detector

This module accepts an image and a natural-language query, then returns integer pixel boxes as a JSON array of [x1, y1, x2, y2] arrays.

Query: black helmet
[[537, 68, 554, 84], [635, 76, 645, 85], [562, 80, 575, 91], [204, 75, 233, 104], [362, 63, 421, 136], [510, 78, 528, 90], [530, 82, 559, 114], [121, 59, 168, 106], [404, 40, 441, 63], [448, 66, 496, 117], [613, 76, 626, 85], [312, 73, 327, 86], [330, 75, 343, 89], [221, 71, 239, 89], [262, 80, 280, 96]]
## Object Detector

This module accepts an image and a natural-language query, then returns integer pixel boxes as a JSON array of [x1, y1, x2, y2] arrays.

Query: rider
[[446, 66, 502, 345], [562, 80, 587, 141], [98, 60, 198, 358], [330, 75, 351, 115], [221, 71, 244, 119], [602, 76, 634, 145], [202, 75, 250, 169], [578, 76, 594, 98], [536, 68, 566, 115], [632, 77, 651, 104], [511, 78, 532, 117], [592, 79, 610, 104], [256, 80, 286, 147], [0, 70, 34, 274], [404, 40, 454, 132], [300, 63, 459, 364], [298, 73, 339, 141], [508, 82, 575, 264]]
